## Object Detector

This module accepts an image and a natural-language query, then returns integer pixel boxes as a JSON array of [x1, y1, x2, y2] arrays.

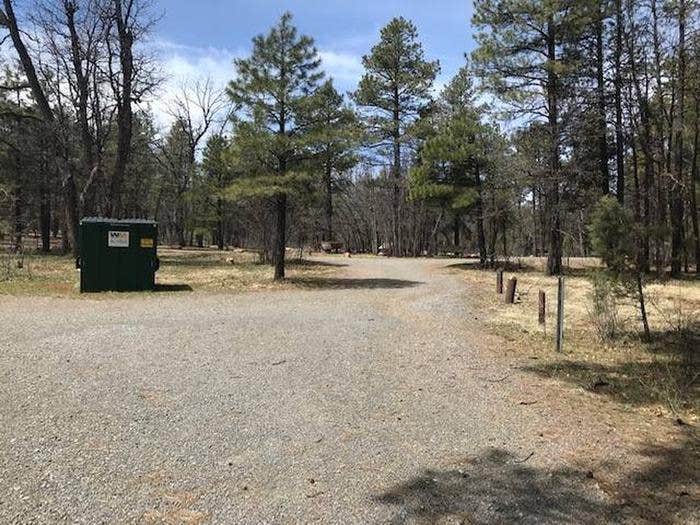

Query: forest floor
[[0, 247, 338, 296], [0, 254, 697, 523]]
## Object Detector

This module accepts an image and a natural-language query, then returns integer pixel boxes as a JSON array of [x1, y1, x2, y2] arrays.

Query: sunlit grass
[[450, 258, 699, 421], [0, 247, 339, 296]]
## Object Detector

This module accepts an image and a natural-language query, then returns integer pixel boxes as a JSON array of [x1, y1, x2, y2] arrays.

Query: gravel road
[[1, 257, 626, 523]]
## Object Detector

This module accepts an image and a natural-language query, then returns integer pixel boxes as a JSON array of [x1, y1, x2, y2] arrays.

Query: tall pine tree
[[472, 0, 584, 275], [227, 12, 323, 279], [353, 17, 439, 256]]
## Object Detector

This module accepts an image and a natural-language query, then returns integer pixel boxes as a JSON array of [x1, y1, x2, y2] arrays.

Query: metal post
[[496, 269, 504, 294], [556, 276, 564, 352]]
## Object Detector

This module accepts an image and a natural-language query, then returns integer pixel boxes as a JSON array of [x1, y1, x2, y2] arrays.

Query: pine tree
[[472, 0, 584, 275], [352, 17, 439, 256], [227, 12, 323, 279], [409, 66, 496, 263], [302, 80, 358, 242]]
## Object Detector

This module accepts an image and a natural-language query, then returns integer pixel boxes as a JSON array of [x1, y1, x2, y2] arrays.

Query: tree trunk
[[391, 84, 403, 256], [691, 94, 699, 273], [40, 185, 51, 253], [324, 160, 333, 241], [626, 23, 653, 273], [546, 16, 562, 276], [613, 0, 625, 203], [65, 1, 97, 216], [475, 165, 487, 265], [217, 197, 225, 250], [670, 0, 687, 277], [595, 1, 609, 196], [273, 194, 287, 280], [108, 0, 134, 218], [453, 213, 460, 248], [12, 186, 22, 251]]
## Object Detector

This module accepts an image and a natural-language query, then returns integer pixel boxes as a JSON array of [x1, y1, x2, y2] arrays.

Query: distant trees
[[0, 0, 159, 255], [353, 17, 439, 256], [1, 3, 698, 280], [410, 66, 499, 264], [472, 0, 585, 275], [472, 0, 700, 277], [303, 80, 358, 242]]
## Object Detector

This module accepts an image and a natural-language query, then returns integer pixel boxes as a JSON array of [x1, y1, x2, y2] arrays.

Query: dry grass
[[450, 257, 700, 422], [0, 247, 340, 297]]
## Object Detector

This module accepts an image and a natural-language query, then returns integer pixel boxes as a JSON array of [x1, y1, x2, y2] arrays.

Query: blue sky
[[152, 0, 477, 120]]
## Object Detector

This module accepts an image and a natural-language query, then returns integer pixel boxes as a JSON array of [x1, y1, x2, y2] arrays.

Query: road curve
[[0, 256, 619, 523]]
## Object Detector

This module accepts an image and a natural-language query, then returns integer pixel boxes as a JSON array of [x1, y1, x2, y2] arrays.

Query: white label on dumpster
[[108, 231, 130, 248]]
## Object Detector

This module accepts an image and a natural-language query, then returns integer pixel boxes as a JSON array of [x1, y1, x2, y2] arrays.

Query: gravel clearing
[[0, 256, 664, 523]]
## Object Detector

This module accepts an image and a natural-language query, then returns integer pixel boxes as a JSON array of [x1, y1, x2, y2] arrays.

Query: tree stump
[[505, 277, 517, 304]]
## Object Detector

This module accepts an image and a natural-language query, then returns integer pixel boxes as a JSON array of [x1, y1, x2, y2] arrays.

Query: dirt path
[[0, 256, 695, 523]]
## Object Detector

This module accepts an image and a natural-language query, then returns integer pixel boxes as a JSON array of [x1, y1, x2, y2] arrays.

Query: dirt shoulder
[[440, 257, 698, 523]]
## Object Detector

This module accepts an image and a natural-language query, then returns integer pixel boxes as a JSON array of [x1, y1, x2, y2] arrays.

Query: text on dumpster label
[[108, 231, 130, 248]]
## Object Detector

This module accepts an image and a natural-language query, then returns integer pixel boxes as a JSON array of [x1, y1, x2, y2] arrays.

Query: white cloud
[[146, 39, 240, 131], [318, 50, 364, 89], [145, 40, 366, 130]]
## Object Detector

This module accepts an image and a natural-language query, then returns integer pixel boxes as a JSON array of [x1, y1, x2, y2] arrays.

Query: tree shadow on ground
[[445, 260, 596, 278], [159, 256, 348, 269], [375, 448, 609, 524], [520, 327, 698, 412], [287, 259, 349, 268], [618, 431, 700, 523], [375, 438, 699, 524], [288, 277, 422, 290], [154, 283, 193, 292]]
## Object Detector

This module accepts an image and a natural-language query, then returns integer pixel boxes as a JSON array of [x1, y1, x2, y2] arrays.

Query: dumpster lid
[[80, 217, 157, 225]]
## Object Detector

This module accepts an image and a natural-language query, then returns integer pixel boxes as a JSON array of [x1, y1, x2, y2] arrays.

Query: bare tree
[[1, 0, 80, 255], [156, 77, 228, 245], [104, 0, 159, 217]]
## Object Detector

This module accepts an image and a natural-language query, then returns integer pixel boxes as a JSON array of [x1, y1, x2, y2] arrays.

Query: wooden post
[[496, 269, 504, 294], [556, 276, 564, 352], [538, 290, 546, 324], [505, 277, 517, 304]]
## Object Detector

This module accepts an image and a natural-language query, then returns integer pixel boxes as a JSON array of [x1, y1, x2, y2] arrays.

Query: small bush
[[588, 271, 622, 341]]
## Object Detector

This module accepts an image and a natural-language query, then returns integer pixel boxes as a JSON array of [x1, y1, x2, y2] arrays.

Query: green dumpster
[[78, 218, 160, 293]]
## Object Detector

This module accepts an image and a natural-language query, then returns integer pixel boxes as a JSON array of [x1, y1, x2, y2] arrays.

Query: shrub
[[588, 271, 622, 341]]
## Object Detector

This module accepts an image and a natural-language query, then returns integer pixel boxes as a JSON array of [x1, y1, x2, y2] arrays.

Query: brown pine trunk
[[595, 1, 609, 195], [40, 186, 51, 253], [217, 198, 225, 250], [691, 94, 699, 272], [613, 0, 625, 203], [392, 87, 402, 257], [324, 159, 333, 241], [546, 16, 562, 276], [626, 18, 653, 273], [453, 213, 460, 248], [273, 194, 287, 280], [475, 165, 487, 265], [670, 0, 687, 277]]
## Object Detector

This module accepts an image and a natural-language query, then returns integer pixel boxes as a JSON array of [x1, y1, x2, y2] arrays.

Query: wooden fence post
[[496, 269, 504, 294], [556, 276, 564, 352], [538, 291, 546, 324], [505, 277, 517, 304]]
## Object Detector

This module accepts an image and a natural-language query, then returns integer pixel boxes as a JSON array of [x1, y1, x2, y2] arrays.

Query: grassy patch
[[450, 257, 699, 421], [0, 248, 341, 297]]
